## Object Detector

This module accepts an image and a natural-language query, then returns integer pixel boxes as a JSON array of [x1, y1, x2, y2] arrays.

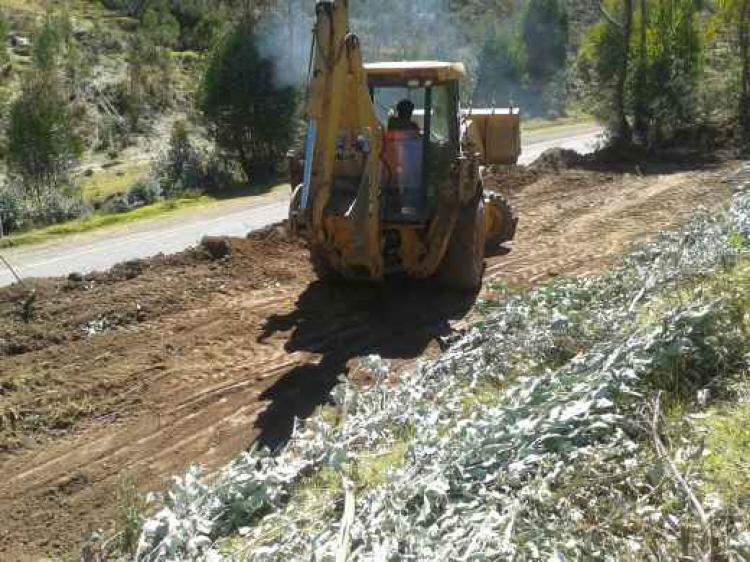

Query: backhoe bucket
[[464, 108, 521, 165]]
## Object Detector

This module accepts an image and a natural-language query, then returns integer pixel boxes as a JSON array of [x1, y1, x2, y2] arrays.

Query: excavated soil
[[0, 157, 737, 559]]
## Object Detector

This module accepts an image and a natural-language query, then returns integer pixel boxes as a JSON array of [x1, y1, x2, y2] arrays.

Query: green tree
[[520, 0, 569, 115], [200, 20, 297, 181], [141, 0, 179, 48], [579, 0, 701, 145], [577, 9, 631, 140], [716, 0, 750, 139], [7, 73, 83, 203], [644, 0, 702, 139]]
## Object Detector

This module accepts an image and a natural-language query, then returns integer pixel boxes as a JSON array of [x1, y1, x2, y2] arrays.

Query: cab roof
[[364, 61, 466, 86]]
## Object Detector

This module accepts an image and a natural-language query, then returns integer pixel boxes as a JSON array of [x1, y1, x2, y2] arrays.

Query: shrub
[[0, 10, 9, 70], [0, 179, 87, 235], [128, 179, 161, 206], [154, 121, 205, 197]]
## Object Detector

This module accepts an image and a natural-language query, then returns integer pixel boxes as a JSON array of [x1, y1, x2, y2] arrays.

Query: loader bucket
[[463, 108, 521, 166]]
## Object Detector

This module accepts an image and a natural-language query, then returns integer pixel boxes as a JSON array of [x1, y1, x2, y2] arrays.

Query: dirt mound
[[529, 147, 584, 172], [0, 235, 308, 361]]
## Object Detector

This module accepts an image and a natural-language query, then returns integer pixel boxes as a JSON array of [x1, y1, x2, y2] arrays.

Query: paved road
[[0, 124, 602, 286], [519, 123, 604, 165]]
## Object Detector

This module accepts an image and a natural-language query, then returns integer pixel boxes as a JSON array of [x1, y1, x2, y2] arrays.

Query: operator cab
[[365, 61, 464, 224]]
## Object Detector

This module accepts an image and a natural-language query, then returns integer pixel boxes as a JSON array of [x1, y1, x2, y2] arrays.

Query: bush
[[200, 19, 298, 182], [154, 121, 206, 197], [0, 180, 87, 235], [128, 179, 161, 206]]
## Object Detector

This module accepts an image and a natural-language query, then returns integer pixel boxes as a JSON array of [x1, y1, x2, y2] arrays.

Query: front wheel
[[436, 197, 487, 291]]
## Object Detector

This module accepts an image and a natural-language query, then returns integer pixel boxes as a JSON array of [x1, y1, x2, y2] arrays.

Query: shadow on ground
[[255, 278, 478, 448]]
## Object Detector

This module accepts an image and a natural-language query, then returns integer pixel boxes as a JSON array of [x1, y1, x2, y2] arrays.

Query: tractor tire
[[485, 191, 518, 246], [437, 197, 487, 291], [310, 246, 342, 283]]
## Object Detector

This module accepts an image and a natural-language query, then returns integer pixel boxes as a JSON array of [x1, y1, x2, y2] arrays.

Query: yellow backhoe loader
[[288, 0, 521, 290]]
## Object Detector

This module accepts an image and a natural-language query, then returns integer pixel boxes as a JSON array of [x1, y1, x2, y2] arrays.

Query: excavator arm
[[296, 0, 384, 279]]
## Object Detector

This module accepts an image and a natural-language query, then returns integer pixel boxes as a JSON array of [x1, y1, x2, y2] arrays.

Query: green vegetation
[[0, 194, 212, 249], [702, 402, 750, 505], [715, 0, 750, 140], [81, 163, 149, 202], [200, 19, 298, 182], [472, 0, 569, 116], [0, 0, 298, 241], [576, 0, 730, 146], [114, 473, 150, 557], [7, 73, 83, 202]]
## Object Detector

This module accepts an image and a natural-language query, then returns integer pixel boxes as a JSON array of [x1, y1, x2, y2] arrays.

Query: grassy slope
[[0, 182, 289, 249], [0, 195, 212, 249]]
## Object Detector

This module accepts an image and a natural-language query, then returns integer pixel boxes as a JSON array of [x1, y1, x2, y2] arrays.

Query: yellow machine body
[[289, 0, 520, 289]]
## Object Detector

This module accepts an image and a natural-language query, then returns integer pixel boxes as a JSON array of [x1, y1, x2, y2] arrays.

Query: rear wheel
[[437, 197, 487, 291], [485, 191, 518, 246]]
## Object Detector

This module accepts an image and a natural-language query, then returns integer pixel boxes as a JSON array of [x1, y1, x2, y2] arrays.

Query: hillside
[[1, 0, 202, 207]]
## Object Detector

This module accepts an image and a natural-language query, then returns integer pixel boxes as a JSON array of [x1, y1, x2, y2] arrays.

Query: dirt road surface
[[0, 125, 603, 288], [0, 155, 737, 559]]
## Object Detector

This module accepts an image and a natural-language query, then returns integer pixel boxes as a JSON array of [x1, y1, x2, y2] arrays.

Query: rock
[[201, 236, 232, 260], [10, 35, 29, 48]]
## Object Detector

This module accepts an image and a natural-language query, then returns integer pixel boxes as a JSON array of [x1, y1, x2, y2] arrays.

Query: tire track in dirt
[[0, 161, 738, 559]]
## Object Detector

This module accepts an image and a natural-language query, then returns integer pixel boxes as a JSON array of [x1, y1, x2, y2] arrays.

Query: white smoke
[[256, 0, 481, 92]]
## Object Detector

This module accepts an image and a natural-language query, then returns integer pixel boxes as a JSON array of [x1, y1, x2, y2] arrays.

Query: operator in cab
[[388, 99, 420, 133]]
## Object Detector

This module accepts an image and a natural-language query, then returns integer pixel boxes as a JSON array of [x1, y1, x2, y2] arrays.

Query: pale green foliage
[[138, 180, 750, 559]]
